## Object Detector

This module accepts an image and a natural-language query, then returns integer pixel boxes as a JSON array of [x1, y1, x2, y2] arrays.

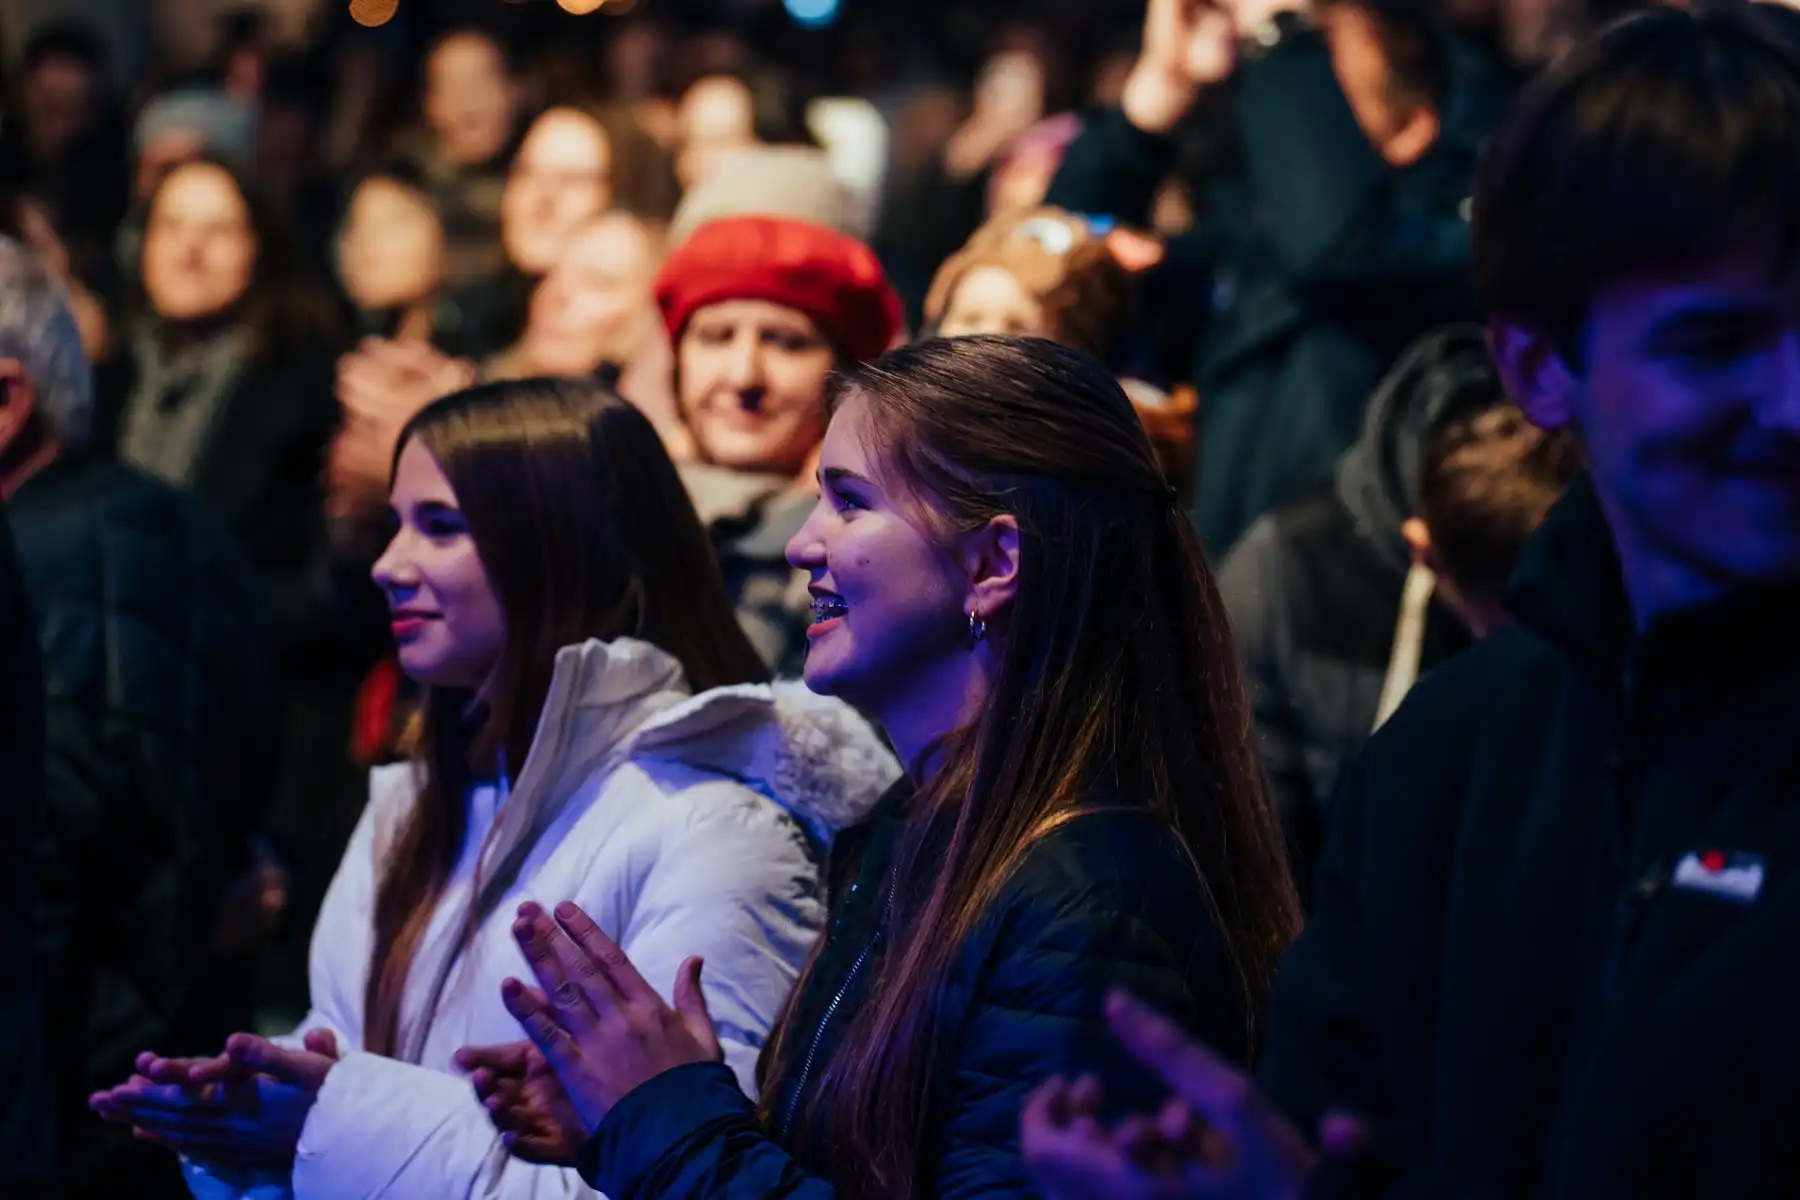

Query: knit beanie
[[654, 215, 902, 364], [667, 144, 869, 247]]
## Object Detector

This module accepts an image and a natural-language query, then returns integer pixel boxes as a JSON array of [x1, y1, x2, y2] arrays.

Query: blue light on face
[[784, 0, 841, 28]]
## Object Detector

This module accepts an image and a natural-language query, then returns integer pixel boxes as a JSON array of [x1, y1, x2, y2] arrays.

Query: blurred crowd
[[0, 0, 1791, 1196]]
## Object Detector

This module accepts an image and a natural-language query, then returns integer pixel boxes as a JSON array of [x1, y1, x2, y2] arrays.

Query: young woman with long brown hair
[[90, 376, 897, 1198], [466, 335, 1302, 1197]]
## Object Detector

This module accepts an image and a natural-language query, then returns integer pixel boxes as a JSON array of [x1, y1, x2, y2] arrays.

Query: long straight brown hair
[[754, 336, 1301, 1197], [363, 377, 769, 1058]]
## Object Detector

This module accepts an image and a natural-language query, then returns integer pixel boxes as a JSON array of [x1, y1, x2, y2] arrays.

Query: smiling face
[[524, 214, 660, 376], [1496, 254, 1800, 618], [677, 298, 835, 475], [502, 108, 613, 275], [785, 391, 972, 714], [371, 437, 506, 690]]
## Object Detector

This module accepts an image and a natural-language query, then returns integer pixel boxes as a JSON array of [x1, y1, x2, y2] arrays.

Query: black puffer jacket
[[9, 452, 278, 1191], [1261, 478, 1800, 1196], [1219, 328, 1485, 897], [582, 780, 1253, 1198], [0, 500, 58, 1198]]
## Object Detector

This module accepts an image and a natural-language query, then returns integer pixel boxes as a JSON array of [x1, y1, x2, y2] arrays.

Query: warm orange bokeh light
[[347, 0, 398, 27]]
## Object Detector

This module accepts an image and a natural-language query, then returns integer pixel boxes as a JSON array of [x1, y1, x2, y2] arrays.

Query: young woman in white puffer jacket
[[91, 378, 897, 1199]]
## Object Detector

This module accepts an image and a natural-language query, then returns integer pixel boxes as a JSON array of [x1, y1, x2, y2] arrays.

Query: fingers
[[224, 1034, 317, 1087], [502, 976, 581, 1077], [303, 1029, 340, 1059], [1106, 990, 1250, 1129], [549, 901, 652, 1006], [512, 905, 603, 1034], [1067, 1074, 1105, 1119], [453, 1041, 530, 1077], [673, 957, 723, 1060], [1021, 1076, 1071, 1137]]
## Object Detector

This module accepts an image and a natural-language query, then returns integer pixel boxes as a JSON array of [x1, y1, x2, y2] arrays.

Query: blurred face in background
[[502, 108, 613, 276], [339, 175, 444, 312], [525, 214, 663, 377], [424, 32, 519, 168], [938, 266, 1048, 340], [678, 298, 834, 476], [142, 162, 257, 323], [20, 53, 96, 162], [677, 75, 756, 189]]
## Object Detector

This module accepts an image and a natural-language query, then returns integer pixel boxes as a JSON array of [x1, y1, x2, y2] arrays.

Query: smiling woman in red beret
[[654, 215, 903, 676]]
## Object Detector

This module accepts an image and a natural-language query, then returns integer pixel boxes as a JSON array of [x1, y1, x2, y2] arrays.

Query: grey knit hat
[[134, 89, 256, 165], [667, 144, 871, 247]]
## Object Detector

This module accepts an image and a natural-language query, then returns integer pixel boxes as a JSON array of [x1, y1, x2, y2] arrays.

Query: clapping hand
[[501, 901, 723, 1132], [1022, 991, 1361, 1200], [90, 1031, 342, 1171], [454, 1040, 588, 1165]]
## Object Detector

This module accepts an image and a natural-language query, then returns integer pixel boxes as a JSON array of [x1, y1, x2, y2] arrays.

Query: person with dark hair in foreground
[[0, 487, 58, 1198], [460, 336, 1300, 1198], [1019, 5, 1800, 1196], [0, 232, 280, 1198]]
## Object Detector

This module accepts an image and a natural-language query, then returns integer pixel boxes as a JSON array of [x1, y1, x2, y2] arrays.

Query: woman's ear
[[962, 513, 1021, 621]]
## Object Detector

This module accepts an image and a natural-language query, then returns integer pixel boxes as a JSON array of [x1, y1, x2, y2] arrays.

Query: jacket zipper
[[779, 865, 898, 1141]]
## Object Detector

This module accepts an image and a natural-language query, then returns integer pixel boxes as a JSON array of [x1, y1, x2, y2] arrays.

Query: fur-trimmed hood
[[628, 677, 897, 846]]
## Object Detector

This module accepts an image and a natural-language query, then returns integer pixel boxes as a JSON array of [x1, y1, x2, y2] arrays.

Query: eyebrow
[[819, 466, 877, 491], [1641, 300, 1779, 346]]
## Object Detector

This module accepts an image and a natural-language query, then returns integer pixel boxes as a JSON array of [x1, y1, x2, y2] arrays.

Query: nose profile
[[786, 498, 829, 571], [371, 529, 418, 595]]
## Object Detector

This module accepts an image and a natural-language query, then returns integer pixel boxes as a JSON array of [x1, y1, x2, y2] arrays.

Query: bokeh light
[[784, 0, 842, 28], [557, 0, 608, 13], [347, 0, 398, 27]]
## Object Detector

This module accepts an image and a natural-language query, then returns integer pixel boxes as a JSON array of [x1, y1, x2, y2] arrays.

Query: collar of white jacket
[[511, 636, 898, 854]]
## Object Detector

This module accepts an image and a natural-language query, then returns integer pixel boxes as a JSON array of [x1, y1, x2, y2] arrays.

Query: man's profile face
[[1566, 255, 1800, 591]]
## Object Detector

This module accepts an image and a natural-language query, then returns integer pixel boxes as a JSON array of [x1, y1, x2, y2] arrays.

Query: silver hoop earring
[[968, 608, 988, 649]]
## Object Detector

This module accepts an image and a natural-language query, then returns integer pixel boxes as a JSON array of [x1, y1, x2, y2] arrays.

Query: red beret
[[654, 216, 903, 366]]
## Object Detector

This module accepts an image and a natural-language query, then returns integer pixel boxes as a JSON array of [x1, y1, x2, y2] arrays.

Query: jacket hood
[[628, 678, 899, 846], [1334, 324, 1500, 574], [502, 637, 895, 863]]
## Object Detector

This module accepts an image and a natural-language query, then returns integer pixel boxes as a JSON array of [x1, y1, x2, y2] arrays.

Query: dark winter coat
[[9, 451, 278, 1193], [1260, 477, 1800, 1197], [0, 499, 59, 1198], [1046, 25, 1489, 556], [581, 780, 1254, 1197], [1219, 327, 1488, 896], [92, 346, 389, 1020]]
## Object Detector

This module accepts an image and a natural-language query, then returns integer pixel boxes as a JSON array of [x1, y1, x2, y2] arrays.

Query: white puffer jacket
[[186, 637, 898, 1200]]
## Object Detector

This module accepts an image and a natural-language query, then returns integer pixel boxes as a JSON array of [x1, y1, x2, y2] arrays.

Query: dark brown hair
[[754, 335, 1301, 1197], [363, 376, 769, 1057], [1418, 404, 1579, 596], [1472, 3, 1800, 360], [583, 103, 682, 223]]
